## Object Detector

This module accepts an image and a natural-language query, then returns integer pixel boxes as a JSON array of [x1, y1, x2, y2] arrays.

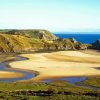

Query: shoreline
[[9, 50, 100, 82], [0, 71, 25, 79], [29, 73, 100, 82], [0, 55, 38, 82]]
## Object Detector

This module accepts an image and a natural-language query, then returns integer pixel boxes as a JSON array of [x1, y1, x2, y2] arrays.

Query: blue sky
[[0, 0, 100, 32]]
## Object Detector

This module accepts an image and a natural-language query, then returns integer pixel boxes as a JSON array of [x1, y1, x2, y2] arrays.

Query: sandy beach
[[9, 50, 100, 81], [0, 71, 24, 78]]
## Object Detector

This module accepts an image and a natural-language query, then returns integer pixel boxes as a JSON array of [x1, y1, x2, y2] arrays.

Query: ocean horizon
[[54, 32, 100, 44]]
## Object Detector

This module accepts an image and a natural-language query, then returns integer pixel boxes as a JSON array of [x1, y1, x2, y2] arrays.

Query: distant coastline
[[54, 33, 100, 44]]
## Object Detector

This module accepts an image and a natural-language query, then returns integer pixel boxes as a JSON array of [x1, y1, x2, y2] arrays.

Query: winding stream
[[0, 55, 99, 90], [0, 56, 36, 82], [43, 77, 87, 84], [43, 77, 100, 90]]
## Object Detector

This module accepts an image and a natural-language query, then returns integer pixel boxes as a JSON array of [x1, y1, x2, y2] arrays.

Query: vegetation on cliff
[[0, 30, 91, 52], [0, 29, 57, 40], [0, 34, 42, 52], [43, 38, 88, 50]]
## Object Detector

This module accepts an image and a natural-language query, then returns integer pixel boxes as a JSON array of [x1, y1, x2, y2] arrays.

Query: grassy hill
[[0, 29, 89, 53], [0, 29, 58, 52], [0, 29, 57, 40], [0, 34, 42, 52]]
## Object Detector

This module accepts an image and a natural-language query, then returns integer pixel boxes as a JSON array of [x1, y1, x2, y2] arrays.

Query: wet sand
[[0, 71, 24, 78], [9, 50, 100, 82]]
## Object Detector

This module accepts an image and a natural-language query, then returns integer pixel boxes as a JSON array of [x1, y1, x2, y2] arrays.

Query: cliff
[[0, 34, 42, 52], [0, 30, 89, 53], [43, 38, 88, 50], [92, 39, 100, 50]]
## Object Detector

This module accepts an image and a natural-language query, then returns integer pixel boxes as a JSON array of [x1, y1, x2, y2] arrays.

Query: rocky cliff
[[0, 30, 89, 53], [43, 38, 88, 50], [0, 34, 43, 52], [92, 39, 100, 50]]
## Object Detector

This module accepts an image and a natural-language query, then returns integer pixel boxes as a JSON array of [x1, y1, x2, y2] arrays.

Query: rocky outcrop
[[92, 39, 100, 50], [0, 30, 89, 52], [43, 38, 88, 50], [0, 29, 57, 52], [69, 38, 78, 43]]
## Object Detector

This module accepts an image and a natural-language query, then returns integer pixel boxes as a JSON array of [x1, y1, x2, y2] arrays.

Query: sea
[[54, 32, 100, 44]]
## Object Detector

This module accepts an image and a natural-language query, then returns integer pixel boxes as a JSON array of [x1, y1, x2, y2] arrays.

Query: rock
[[95, 39, 100, 43], [69, 38, 78, 43], [92, 39, 100, 50]]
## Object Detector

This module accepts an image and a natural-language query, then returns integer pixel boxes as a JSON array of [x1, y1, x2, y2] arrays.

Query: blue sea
[[54, 32, 100, 44]]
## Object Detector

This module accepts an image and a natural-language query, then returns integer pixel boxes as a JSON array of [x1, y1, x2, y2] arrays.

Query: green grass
[[32, 95, 100, 100], [0, 94, 99, 100], [83, 77, 100, 88], [0, 81, 99, 100], [0, 82, 50, 91], [0, 29, 57, 40], [0, 81, 92, 92], [0, 34, 43, 52]]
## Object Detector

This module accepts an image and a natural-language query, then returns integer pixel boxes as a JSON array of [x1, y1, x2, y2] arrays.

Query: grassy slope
[[83, 77, 100, 88], [0, 34, 42, 52], [0, 81, 92, 92], [0, 29, 57, 40], [0, 30, 58, 52], [0, 29, 90, 52], [0, 81, 99, 100]]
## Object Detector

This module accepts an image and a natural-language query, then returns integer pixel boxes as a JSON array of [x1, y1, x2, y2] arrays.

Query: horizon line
[[0, 29, 100, 33]]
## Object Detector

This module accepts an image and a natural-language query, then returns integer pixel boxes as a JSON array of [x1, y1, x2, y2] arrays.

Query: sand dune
[[9, 51, 100, 81]]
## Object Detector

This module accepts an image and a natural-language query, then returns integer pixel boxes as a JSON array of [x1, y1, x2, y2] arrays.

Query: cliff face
[[43, 38, 88, 50], [0, 30, 89, 53], [0, 30, 57, 52]]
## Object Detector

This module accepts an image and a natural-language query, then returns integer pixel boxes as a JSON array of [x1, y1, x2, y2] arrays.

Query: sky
[[0, 0, 100, 32]]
